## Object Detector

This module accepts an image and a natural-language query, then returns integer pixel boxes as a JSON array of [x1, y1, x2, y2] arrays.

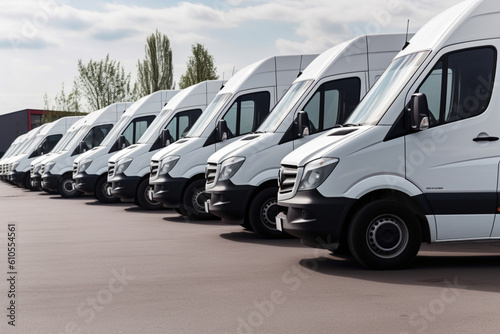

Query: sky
[[0, 0, 464, 115]]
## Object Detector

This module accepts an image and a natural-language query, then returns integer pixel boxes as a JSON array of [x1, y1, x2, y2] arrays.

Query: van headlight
[[11, 162, 20, 172], [78, 158, 93, 173], [32, 164, 41, 175], [44, 161, 56, 174], [219, 156, 245, 181], [159, 156, 179, 175], [116, 158, 133, 175], [298, 158, 339, 191]]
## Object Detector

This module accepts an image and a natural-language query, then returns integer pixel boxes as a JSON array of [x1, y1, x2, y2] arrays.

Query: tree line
[[43, 30, 219, 116]]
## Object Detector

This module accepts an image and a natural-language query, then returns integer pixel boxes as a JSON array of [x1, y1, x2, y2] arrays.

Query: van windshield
[[346, 51, 430, 126], [138, 108, 172, 144], [258, 80, 313, 133], [62, 125, 90, 151], [100, 115, 131, 147], [185, 93, 231, 138]]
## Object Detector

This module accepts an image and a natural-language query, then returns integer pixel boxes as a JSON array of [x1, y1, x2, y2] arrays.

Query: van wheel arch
[[340, 190, 430, 249], [243, 181, 278, 231], [182, 175, 214, 219], [136, 174, 164, 210]]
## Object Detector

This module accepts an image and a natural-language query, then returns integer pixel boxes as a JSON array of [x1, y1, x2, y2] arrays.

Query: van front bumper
[[206, 180, 254, 223], [277, 190, 355, 250], [151, 175, 187, 208], [10, 171, 26, 187], [31, 175, 41, 189], [110, 175, 141, 202], [41, 173, 60, 192], [74, 173, 98, 195]]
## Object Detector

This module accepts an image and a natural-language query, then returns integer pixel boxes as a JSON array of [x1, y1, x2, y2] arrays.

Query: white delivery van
[[8, 117, 82, 189], [149, 54, 317, 218], [107, 80, 224, 209], [73, 90, 179, 202], [1, 129, 42, 182], [41, 103, 130, 197], [205, 34, 409, 238], [277, 0, 500, 269], [0, 133, 28, 181], [30, 117, 88, 190]]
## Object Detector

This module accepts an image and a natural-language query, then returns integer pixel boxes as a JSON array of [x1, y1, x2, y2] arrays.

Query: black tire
[[248, 187, 289, 238], [175, 205, 188, 216], [182, 178, 213, 219], [137, 178, 164, 210], [58, 175, 81, 198], [95, 176, 119, 203], [24, 173, 35, 191], [347, 199, 422, 270]]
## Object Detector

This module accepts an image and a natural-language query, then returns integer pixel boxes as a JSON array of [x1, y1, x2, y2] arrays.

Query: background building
[[0, 109, 80, 157]]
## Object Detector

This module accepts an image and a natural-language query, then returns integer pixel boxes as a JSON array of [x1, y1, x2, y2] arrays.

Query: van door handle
[[473, 136, 499, 142]]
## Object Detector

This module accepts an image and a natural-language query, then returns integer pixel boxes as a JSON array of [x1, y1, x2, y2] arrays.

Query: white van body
[[40, 103, 130, 197], [30, 117, 88, 190], [277, 0, 500, 269], [205, 34, 409, 237], [73, 90, 178, 202], [0, 133, 28, 181], [107, 80, 224, 209], [1, 128, 43, 182], [149, 55, 317, 218], [8, 117, 82, 188]]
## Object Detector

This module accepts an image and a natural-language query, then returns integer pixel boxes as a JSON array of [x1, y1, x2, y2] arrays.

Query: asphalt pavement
[[1, 181, 500, 334]]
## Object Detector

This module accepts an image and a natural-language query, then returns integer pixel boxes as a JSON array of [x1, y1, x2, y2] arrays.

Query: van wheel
[[175, 205, 188, 216], [137, 178, 163, 210], [24, 174, 35, 191], [347, 199, 421, 269], [59, 175, 81, 198], [95, 176, 119, 203], [182, 179, 213, 219], [248, 187, 289, 238]]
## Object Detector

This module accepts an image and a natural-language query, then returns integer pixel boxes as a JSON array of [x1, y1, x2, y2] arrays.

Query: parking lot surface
[[1, 181, 500, 334]]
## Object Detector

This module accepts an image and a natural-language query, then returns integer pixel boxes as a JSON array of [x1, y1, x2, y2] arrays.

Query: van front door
[[405, 45, 498, 240]]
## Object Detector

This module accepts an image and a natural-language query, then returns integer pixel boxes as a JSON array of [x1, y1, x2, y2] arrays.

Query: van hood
[[74, 145, 107, 163], [281, 126, 373, 167], [151, 137, 205, 162], [207, 133, 280, 164], [108, 143, 145, 163], [31, 153, 54, 167]]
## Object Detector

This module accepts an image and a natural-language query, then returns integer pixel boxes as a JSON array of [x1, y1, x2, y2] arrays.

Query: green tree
[[42, 83, 83, 123], [179, 43, 219, 89], [136, 30, 174, 97], [76, 54, 132, 111]]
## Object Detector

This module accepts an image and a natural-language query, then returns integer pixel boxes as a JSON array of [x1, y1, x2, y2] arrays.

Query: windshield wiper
[[343, 123, 362, 127]]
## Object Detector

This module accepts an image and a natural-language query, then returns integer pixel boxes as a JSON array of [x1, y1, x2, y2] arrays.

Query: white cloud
[[0, 0, 464, 114]]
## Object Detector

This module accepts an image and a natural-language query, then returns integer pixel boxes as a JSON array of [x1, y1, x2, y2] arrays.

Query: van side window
[[223, 92, 270, 138], [303, 77, 361, 134], [83, 124, 113, 150], [122, 116, 155, 146], [32, 134, 62, 157], [165, 109, 202, 141], [417, 47, 496, 125], [151, 109, 202, 151]]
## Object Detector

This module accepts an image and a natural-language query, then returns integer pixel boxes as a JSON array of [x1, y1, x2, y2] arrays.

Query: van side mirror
[[118, 135, 127, 149], [161, 129, 172, 147], [79, 141, 87, 154], [216, 119, 228, 142], [296, 111, 310, 138], [409, 93, 430, 131]]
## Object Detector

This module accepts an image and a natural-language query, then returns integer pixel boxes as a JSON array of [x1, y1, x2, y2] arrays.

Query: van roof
[[399, 0, 497, 58], [161, 80, 225, 111], [298, 34, 409, 82], [124, 90, 179, 117], [219, 55, 316, 94]]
